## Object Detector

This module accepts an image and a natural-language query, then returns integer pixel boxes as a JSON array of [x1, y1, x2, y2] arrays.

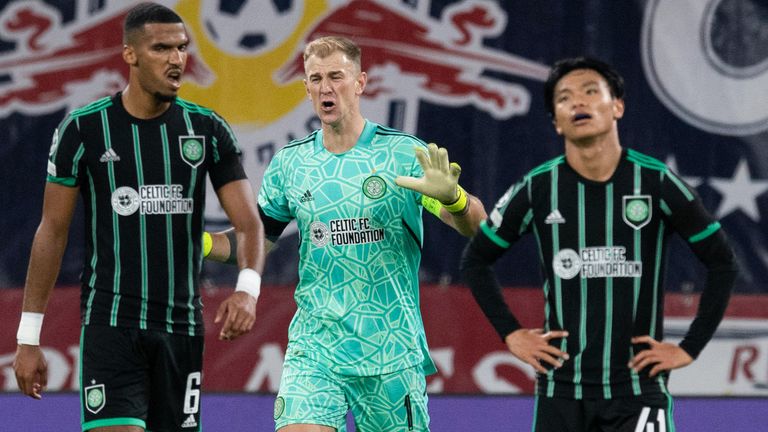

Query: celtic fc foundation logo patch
[[84, 383, 106, 414], [363, 175, 386, 199], [622, 195, 652, 230], [179, 136, 205, 168]]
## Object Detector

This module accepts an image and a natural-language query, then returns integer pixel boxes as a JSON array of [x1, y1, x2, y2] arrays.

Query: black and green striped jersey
[[462, 148, 737, 399], [47, 93, 246, 336]]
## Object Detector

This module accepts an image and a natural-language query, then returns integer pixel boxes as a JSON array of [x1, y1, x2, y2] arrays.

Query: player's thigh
[[532, 395, 584, 432], [80, 325, 149, 431], [144, 331, 204, 432], [347, 365, 430, 432], [275, 355, 347, 431], [602, 393, 675, 432]]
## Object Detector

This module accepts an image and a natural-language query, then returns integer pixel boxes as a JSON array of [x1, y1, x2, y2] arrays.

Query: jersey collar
[[314, 119, 377, 155]]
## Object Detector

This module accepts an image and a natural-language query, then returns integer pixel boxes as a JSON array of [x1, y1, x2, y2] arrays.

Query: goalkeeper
[[205, 36, 486, 432]]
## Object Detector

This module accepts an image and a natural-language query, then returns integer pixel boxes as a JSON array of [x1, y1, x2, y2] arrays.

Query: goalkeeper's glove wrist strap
[[443, 186, 468, 214]]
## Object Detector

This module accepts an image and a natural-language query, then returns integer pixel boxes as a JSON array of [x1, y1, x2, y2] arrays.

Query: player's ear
[[613, 98, 625, 120], [123, 44, 137, 66], [355, 71, 367, 95]]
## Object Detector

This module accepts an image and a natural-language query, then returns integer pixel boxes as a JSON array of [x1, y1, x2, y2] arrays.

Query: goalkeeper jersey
[[258, 120, 436, 376]]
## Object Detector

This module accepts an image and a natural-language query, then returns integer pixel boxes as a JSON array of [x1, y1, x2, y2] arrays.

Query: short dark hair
[[543, 57, 625, 117], [123, 2, 184, 43]]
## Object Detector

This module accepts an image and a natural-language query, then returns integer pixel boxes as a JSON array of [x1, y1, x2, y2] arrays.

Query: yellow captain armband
[[421, 195, 443, 218], [202, 231, 213, 257], [442, 186, 468, 214]]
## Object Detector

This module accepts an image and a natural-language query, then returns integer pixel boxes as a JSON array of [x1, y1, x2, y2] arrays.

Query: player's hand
[[504, 328, 569, 374], [215, 291, 257, 341], [13, 344, 48, 399], [395, 143, 461, 204], [628, 335, 693, 377]]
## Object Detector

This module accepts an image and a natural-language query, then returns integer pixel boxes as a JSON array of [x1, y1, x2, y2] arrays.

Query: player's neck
[[565, 132, 623, 182], [121, 85, 172, 120], [322, 114, 366, 153]]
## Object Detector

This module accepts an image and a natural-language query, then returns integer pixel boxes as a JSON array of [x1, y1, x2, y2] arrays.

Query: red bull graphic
[[168, 0, 551, 223], [278, 0, 549, 121], [0, 1, 209, 116]]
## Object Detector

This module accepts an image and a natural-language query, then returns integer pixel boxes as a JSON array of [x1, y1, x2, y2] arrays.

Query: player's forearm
[[679, 230, 739, 358], [232, 221, 265, 272], [206, 228, 275, 265], [459, 241, 521, 340], [679, 264, 738, 359], [205, 229, 234, 263], [445, 192, 487, 237], [22, 224, 68, 313]]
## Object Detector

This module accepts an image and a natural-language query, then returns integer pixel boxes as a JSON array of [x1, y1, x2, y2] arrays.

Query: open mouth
[[572, 113, 591, 122], [167, 70, 182, 88], [321, 100, 335, 110]]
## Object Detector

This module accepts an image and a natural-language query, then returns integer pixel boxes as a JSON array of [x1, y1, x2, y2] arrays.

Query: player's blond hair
[[303, 36, 362, 71]]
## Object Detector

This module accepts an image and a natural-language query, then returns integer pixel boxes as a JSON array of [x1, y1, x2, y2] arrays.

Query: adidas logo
[[181, 414, 197, 428], [299, 189, 314, 203], [99, 148, 121, 163], [545, 209, 565, 224]]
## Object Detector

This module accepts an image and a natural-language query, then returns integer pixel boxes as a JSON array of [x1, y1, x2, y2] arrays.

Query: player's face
[[551, 69, 624, 144], [303, 51, 366, 128], [125, 23, 189, 102]]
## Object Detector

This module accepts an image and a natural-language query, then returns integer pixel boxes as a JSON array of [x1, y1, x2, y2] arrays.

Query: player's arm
[[14, 182, 79, 399], [212, 179, 265, 341], [460, 227, 568, 374], [395, 143, 486, 237], [204, 227, 277, 264], [629, 228, 737, 376], [630, 174, 739, 377], [425, 191, 486, 237], [204, 201, 289, 265]]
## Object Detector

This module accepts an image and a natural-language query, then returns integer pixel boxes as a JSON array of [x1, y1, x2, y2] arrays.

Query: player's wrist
[[17, 312, 44, 346], [236, 268, 261, 300], [438, 185, 460, 205], [442, 185, 468, 214]]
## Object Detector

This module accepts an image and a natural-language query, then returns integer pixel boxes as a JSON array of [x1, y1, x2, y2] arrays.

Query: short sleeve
[[660, 170, 720, 243], [46, 116, 84, 187], [257, 149, 292, 222], [480, 176, 532, 249], [208, 112, 246, 189]]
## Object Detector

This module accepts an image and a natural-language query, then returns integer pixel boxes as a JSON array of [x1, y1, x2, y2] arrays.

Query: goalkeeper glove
[[395, 143, 468, 214]]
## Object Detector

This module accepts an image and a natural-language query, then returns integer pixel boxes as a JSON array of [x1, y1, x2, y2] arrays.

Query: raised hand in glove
[[395, 143, 462, 204]]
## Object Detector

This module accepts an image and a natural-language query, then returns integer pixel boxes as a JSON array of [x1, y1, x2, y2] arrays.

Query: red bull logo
[[1, 0, 547, 125], [0, 1, 209, 117]]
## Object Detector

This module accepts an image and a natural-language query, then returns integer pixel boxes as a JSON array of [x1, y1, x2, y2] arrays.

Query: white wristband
[[17, 312, 44, 346], [236, 268, 261, 299]]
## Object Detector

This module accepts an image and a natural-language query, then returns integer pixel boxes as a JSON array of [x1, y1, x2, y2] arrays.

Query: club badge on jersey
[[179, 135, 206, 168], [623, 195, 652, 230]]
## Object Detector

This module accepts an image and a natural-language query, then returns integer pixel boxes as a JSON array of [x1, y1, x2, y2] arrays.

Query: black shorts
[[533, 393, 675, 432], [80, 325, 204, 431]]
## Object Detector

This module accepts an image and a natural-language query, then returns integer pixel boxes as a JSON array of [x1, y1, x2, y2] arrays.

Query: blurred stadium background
[[1, 0, 766, 430]]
